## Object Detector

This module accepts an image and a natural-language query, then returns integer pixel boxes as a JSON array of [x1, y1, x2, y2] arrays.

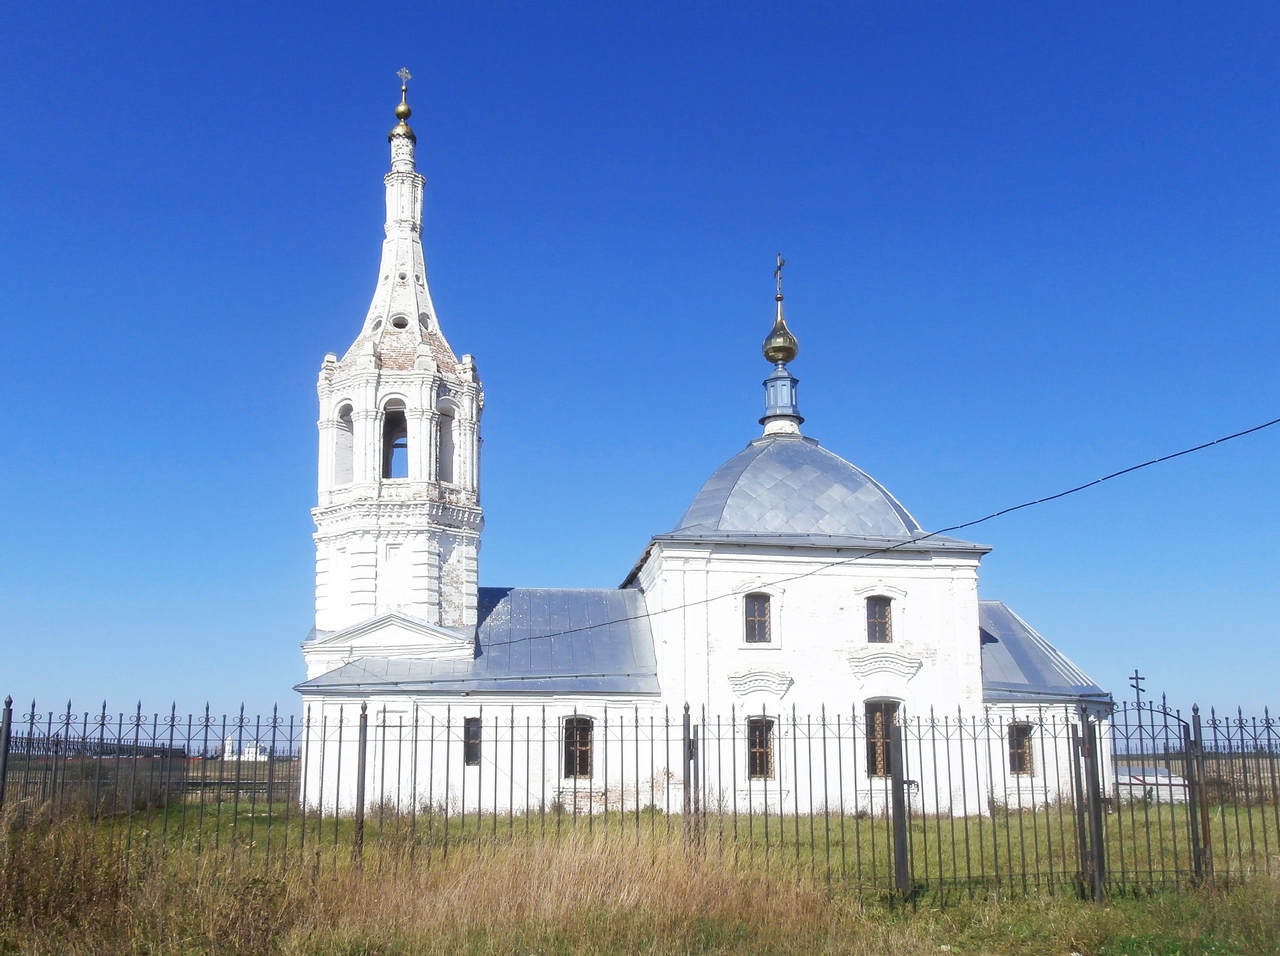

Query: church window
[[382, 401, 408, 479], [463, 717, 482, 766], [563, 716, 593, 779], [747, 716, 774, 779], [865, 700, 899, 778], [1008, 722, 1034, 775], [866, 596, 892, 643], [744, 593, 771, 643], [334, 405, 354, 485], [437, 407, 456, 483], [391, 314, 409, 329]]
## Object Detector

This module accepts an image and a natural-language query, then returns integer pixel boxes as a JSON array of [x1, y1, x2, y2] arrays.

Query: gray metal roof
[[980, 601, 1111, 706], [295, 588, 659, 696], [674, 435, 923, 538]]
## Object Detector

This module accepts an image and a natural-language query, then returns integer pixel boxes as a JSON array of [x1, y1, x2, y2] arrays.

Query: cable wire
[[474, 414, 1280, 649]]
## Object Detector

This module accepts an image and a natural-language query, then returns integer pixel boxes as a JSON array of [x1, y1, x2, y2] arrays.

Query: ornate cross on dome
[[774, 252, 785, 296], [397, 67, 412, 86]]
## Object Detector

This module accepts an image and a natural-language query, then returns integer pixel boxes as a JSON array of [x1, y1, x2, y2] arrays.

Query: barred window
[[865, 700, 899, 777], [866, 596, 892, 643], [1008, 722, 1034, 775], [463, 717, 481, 767], [747, 716, 774, 779], [563, 716, 593, 779], [744, 593, 771, 643]]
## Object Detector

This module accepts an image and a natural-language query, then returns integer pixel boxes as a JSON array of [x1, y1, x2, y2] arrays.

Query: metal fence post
[[889, 722, 910, 895], [0, 696, 12, 811], [353, 702, 368, 864], [682, 704, 691, 847], [1191, 705, 1213, 881], [1082, 716, 1106, 903], [1182, 721, 1204, 884]]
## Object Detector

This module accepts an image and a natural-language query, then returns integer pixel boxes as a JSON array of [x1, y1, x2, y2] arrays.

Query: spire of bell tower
[[311, 73, 485, 640], [759, 253, 803, 436]]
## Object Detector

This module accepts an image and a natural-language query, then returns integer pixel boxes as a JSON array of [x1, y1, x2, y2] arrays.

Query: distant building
[[296, 81, 1111, 812]]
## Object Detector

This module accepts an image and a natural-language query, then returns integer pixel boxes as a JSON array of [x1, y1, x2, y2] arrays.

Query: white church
[[295, 82, 1112, 814]]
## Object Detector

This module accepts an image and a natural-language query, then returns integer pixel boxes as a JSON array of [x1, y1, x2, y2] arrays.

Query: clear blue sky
[[2, 2, 1277, 719]]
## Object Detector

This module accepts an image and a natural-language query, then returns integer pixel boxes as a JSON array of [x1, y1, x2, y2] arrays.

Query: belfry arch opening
[[334, 405, 354, 485], [382, 400, 408, 479], [437, 405, 456, 483]]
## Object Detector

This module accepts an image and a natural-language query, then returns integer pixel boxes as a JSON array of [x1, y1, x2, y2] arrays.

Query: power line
[[476, 414, 1280, 649]]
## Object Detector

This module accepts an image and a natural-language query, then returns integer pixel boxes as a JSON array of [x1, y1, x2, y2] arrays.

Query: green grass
[[3, 810, 1280, 955]]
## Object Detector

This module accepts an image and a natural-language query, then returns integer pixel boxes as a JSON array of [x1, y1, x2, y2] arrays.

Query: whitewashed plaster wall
[[633, 541, 986, 719]]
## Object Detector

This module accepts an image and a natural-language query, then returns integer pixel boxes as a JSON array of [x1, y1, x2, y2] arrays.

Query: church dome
[[674, 435, 922, 538]]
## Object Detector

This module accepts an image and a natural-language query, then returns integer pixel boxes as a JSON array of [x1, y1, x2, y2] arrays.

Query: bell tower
[[312, 73, 483, 637]]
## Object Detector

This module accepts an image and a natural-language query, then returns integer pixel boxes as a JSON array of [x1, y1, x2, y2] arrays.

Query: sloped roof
[[295, 587, 659, 696], [674, 435, 921, 538], [980, 601, 1111, 706]]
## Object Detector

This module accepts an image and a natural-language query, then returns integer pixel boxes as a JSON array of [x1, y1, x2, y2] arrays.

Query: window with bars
[[563, 716, 593, 779], [866, 596, 892, 643], [1008, 722, 1034, 775], [463, 717, 481, 766], [744, 593, 771, 643], [747, 716, 774, 779], [865, 700, 899, 777]]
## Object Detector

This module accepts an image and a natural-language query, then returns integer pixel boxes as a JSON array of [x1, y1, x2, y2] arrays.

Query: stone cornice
[[846, 650, 924, 681], [728, 670, 794, 698]]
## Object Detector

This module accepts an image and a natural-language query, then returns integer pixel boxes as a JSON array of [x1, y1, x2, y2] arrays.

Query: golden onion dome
[[762, 294, 799, 365], [389, 84, 416, 142]]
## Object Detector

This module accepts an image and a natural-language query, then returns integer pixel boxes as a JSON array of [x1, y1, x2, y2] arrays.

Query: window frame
[[1007, 721, 1034, 776], [746, 716, 775, 780], [743, 592, 772, 644], [865, 699, 900, 778], [866, 595, 893, 644], [381, 400, 409, 480], [563, 715, 593, 779], [463, 716, 482, 767]]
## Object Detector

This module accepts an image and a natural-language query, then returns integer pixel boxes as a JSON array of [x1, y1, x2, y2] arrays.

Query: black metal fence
[[0, 694, 1276, 899]]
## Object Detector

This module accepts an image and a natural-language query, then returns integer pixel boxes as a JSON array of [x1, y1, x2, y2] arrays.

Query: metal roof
[[295, 587, 659, 696], [674, 435, 923, 538], [980, 601, 1111, 706]]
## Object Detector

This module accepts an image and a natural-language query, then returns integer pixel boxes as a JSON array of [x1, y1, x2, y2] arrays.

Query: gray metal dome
[[674, 436, 922, 537]]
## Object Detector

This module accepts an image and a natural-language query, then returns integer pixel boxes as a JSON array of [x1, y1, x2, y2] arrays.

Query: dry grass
[[2, 813, 1279, 955]]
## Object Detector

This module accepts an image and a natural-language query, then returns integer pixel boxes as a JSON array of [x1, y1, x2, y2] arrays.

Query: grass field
[[3, 811, 1280, 955]]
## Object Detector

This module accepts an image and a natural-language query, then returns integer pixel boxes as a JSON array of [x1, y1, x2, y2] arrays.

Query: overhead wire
[[476, 414, 1280, 649]]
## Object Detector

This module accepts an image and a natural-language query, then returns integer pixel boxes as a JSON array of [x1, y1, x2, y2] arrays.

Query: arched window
[[563, 715, 593, 779], [334, 405, 354, 485], [865, 699, 900, 778], [437, 407, 456, 483], [382, 400, 408, 479], [866, 596, 892, 643], [744, 593, 771, 643]]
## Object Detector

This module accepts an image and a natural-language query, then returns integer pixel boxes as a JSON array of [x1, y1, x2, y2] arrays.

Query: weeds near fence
[[3, 809, 1280, 955]]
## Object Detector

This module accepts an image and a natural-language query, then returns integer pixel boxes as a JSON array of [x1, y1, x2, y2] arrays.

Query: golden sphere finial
[[389, 68, 417, 142], [762, 256, 798, 364]]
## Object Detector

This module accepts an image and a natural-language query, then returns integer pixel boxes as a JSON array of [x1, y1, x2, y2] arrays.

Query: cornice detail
[[846, 650, 923, 681], [728, 670, 794, 698]]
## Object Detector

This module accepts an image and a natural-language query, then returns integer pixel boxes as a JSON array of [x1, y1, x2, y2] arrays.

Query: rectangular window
[[563, 716, 593, 779], [865, 700, 899, 777], [463, 717, 481, 766], [1008, 722, 1034, 775], [744, 593, 771, 643], [747, 716, 774, 779], [866, 596, 892, 643]]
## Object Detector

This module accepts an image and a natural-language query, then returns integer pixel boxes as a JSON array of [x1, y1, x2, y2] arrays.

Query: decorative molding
[[728, 670, 794, 698], [846, 650, 923, 681]]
